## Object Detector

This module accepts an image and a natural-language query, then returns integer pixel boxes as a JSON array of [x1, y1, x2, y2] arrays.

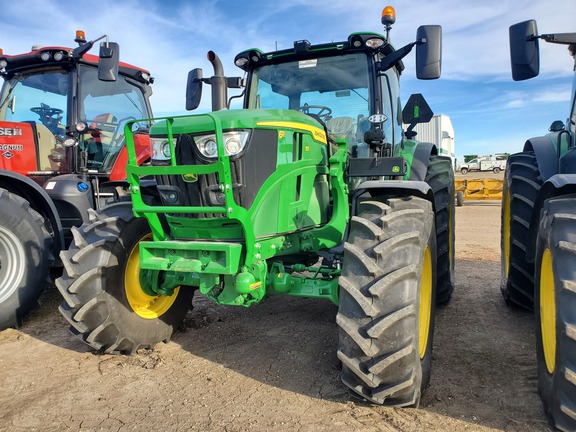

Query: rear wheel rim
[[0, 226, 26, 303], [419, 246, 433, 358], [540, 248, 556, 374], [124, 233, 179, 319]]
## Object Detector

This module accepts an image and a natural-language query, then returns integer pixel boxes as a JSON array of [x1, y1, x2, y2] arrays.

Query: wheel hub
[[124, 234, 180, 319]]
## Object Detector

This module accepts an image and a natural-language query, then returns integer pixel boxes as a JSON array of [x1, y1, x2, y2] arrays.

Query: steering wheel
[[31, 106, 63, 119], [298, 104, 333, 122]]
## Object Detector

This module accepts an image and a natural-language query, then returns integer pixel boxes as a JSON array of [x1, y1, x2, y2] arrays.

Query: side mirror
[[509, 20, 539, 81], [186, 68, 203, 111], [98, 42, 119, 82], [416, 25, 442, 80]]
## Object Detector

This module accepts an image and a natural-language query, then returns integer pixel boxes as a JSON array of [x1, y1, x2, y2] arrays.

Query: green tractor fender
[[517, 135, 571, 264], [351, 180, 434, 216], [401, 140, 438, 181], [526, 173, 576, 263], [523, 135, 560, 182]]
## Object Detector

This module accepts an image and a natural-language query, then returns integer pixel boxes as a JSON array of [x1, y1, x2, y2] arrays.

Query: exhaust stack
[[207, 51, 227, 111]]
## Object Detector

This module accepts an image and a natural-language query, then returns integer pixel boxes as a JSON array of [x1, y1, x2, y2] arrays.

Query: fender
[[523, 136, 559, 182], [526, 173, 576, 261], [352, 179, 435, 216], [0, 169, 64, 255], [402, 141, 438, 181]]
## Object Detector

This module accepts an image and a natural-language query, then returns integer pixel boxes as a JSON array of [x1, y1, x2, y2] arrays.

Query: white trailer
[[405, 114, 455, 168]]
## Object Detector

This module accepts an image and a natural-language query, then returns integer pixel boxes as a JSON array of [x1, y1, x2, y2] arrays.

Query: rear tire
[[501, 152, 542, 310], [535, 196, 576, 431], [0, 189, 52, 329], [56, 203, 194, 354], [460, 168, 468, 175], [425, 155, 455, 304], [493, 167, 501, 174], [337, 197, 436, 407]]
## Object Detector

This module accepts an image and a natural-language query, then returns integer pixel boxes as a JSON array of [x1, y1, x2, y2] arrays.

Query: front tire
[[534, 196, 576, 431], [337, 197, 436, 407], [501, 152, 542, 310], [0, 189, 52, 329], [56, 203, 194, 354]]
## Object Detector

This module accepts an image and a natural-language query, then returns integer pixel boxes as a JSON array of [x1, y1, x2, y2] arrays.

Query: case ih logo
[[3, 151, 14, 159], [0, 127, 23, 136]]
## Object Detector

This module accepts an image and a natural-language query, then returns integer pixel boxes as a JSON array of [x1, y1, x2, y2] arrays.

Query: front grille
[[155, 129, 278, 216]]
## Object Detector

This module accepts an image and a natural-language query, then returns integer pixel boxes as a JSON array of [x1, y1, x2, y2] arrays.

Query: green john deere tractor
[[502, 20, 576, 430], [57, 6, 454, 406]]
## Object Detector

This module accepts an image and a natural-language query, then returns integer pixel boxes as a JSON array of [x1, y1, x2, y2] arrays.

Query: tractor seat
[[89, 113, 118, 146], [327, 117, 355, 137]]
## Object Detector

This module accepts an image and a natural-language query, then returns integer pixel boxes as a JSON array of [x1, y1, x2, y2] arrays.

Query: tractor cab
[[0, 31, 154, 184], [188, 7, 440, 183]]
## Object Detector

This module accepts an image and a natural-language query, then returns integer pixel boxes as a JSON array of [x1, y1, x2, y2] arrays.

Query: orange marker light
[[0, 48, 3, 55], [381, 6, 396, 26], [76, 30, 86, 40]]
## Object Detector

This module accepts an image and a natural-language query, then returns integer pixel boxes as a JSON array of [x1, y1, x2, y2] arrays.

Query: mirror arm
[[378, 41, 417, 72], [72, 34, 107, 60]]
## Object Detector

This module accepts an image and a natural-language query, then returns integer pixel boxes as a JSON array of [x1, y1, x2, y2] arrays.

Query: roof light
[[53, 51, 64, 61], [0, 59, 6, 69], [235, 57, 249, 67], [381, 6, 396, 26], [366, 38, 385, 48], [75, 30, 86, 45], [0, 49, 3, 55], [40, 52, 51, 61]]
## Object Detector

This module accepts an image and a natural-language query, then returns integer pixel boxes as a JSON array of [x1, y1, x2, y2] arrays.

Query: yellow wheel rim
[[503, 187, 511, 278], [540, 248, 556, 374], [125, 233, 180, 319], [419, 246, 433, 359]]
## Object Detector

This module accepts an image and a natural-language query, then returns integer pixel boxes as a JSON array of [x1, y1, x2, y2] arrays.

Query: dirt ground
[[0, 199, 552, 432]]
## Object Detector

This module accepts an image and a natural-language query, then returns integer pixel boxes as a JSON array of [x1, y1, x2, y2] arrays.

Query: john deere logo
[[182, 173, 198, 183]]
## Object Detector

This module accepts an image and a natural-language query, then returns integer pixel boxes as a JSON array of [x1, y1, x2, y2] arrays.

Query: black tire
[[534, 196, 576, 431], [56, 202, 194, 354], [0, 188, 53, 329], [337, 197, 436, 407], [501, 152, 542, 310], [425, 155, 455, 305], [460, 167, 468, 175], [456, 191, 464, 207], [493, 167, 501, 174]]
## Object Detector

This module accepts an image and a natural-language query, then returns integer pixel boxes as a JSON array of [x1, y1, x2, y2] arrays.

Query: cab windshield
[[0, 65, 151, 173], [247, 53, 371, 153], [78, 65, 150, 172]]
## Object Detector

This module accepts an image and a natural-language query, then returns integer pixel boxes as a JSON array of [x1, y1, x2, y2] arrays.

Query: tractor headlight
[[195, 130, 250, 158], [151, 137, 172, 163], [197, 136, 218, 157]]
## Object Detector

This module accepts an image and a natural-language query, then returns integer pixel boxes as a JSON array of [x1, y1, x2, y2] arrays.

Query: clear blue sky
[[1, 0, 575, 164]]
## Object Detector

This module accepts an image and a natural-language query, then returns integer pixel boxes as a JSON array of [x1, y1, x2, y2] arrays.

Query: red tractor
[[0, 31, 154, 329]]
